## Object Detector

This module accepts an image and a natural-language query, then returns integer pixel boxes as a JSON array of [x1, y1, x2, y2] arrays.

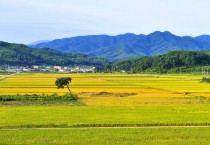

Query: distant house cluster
[[0, 65, 96, 73], [70, 66, 95, 73]]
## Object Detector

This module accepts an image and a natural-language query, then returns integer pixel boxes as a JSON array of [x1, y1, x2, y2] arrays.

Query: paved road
[[0, 72, 20, 81]]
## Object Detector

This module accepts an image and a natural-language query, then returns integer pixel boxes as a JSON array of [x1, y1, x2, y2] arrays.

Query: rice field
[[0, 73, 7, 78], [1, 72, 210, 144], [0, 73, 210, 106], [1, 128, 210, 145], [1, 106, 210, 128]]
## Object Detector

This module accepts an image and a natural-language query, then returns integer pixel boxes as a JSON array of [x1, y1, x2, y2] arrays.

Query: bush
[[0, 93, 78, 102], [202, 77, 210, 83]]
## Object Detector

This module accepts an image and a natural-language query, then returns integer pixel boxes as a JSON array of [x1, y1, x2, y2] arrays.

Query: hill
[[30, 31, 210, 61], [0, 41, 111, 66], [112, 50, 210, 73]]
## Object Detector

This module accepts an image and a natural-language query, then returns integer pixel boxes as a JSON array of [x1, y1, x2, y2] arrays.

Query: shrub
[[202, 77, 210, 83], [0, 93, 78, 102]]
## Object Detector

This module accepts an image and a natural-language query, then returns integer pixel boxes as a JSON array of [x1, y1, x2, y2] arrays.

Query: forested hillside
[[112, 51, 210, 73], [0, 41, 111, 66]]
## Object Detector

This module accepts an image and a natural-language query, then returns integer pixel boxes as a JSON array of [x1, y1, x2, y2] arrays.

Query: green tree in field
[[55, 77, 72, 93]]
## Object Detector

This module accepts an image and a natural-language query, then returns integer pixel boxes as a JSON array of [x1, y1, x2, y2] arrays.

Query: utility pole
[[202, 68, 209, 78], [130, 67, 133, 74]]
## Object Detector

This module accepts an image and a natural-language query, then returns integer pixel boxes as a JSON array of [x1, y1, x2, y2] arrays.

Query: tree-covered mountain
[[29, 31, 210, 61], [195, 35, 210, 43], [112, 50, 210, 73], [0, 41, 111, 66]]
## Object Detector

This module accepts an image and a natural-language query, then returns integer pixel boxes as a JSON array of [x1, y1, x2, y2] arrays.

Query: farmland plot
[[1, 73, 210, 144]]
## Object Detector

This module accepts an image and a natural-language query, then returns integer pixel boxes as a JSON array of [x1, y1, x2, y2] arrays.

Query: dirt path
[[0, 72, 20, 81], [1, 126, 210, 130]]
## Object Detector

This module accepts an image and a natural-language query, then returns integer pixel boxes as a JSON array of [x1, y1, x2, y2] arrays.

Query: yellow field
[[0, 73, 210, 106], [0, 74, 6, 77], [1, 73, 210, 144]]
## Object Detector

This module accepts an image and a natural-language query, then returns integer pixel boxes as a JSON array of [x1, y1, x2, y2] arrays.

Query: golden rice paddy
[[1, 73, 210, 144], [0, 73, 209, 106]]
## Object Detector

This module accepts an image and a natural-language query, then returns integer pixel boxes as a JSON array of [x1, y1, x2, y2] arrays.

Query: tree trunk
[[67, 85, 71, 94]]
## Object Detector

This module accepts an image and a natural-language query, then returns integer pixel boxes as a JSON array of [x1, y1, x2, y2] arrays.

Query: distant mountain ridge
[[195, 35, 210, 43], [28, 40, 50, 46], [29, 31, 210, 61]]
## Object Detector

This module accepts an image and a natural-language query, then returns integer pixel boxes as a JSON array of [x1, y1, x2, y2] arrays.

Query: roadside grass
[[0, 128, 210, 145]]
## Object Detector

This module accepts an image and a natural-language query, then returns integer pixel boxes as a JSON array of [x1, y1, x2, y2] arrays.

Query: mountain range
[[29, 31, 210, 61]]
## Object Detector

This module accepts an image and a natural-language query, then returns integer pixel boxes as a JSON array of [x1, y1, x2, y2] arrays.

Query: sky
[[1, 0, 210, 44]]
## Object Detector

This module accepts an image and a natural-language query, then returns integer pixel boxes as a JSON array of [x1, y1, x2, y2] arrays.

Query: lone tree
[[55, 77, 72, 93]]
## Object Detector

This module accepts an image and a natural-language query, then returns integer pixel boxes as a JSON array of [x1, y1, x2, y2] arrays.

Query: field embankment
[[0, 72, 18, 81]]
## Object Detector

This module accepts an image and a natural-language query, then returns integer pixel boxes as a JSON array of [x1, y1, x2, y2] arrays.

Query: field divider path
[[0, 72, 20, 81], [1, 123, 210, 130], [1, 126, 210, 130]]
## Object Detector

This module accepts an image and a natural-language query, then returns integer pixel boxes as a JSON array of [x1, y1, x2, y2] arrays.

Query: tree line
[[107, 51, 210, 73]]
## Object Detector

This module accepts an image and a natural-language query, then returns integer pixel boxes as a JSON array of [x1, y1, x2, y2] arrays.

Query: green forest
[[0, 41, 111, 66], [112, 51, 210, 73], [2, 41, 210, 73]]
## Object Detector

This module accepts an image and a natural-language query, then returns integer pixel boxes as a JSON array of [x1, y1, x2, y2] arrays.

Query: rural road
[[0, 72, 20, 81]]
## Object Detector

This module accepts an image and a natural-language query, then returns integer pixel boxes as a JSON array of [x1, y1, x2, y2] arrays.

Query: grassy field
[[1, 73, 210, 144], [1, 128, 210, 145]]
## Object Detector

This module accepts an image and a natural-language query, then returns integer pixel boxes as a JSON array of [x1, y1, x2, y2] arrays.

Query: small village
[[0, 65, 96, 73]]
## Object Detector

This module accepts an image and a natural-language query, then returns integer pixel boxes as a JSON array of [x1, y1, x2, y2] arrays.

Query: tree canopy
[[55, 77, 72, 93], [112, 51, 210, 73]]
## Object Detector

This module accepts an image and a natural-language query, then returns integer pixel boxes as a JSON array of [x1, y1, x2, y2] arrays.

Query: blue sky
[[1, 0, 210, 44]]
